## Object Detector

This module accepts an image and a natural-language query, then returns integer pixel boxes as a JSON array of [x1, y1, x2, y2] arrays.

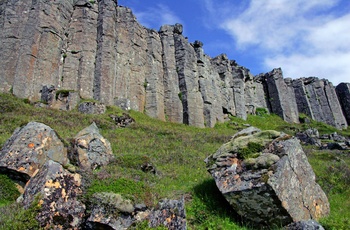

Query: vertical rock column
[[174, 24, 205, 127], [61, 1, 98, 99], [159, 25, 183, 123], [303, 78, 347, 129], [194, 40, 224, 127], [115, 6, 148, 111], [336, 83, 350, 126], [13, 0, 74, 100], [211, 54, 236, 117], [263, 68, 299, 123], [292, 78, 314, 119], [0, 0, 31, 93], [144, 29, 166, 121], [231, 62, 249, 120], [94, 0, 118, 105]]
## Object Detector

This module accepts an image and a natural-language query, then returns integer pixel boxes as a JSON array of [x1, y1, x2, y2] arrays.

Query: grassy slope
[[0, 93, 349, 229]]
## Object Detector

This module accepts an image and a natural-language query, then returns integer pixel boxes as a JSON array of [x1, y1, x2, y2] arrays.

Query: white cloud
[[204, 0, 350, 85], [132, 4, 182, 30]]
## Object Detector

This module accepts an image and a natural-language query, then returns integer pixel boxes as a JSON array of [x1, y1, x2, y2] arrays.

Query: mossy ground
[[0, 93, 349, 229]]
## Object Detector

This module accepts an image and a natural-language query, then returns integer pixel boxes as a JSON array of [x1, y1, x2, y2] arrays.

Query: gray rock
[[296, 128, 321, 146], [336, 83, 350, 126], [206, 128, 330, 227], [22, 160, 85, 229], [70, 123, 114, 170], [263, 68, 299, 123], [285, 220, 325, 230], [149, 198, 187, 230], [0, 122, 68, 185], [78, 101, 106, 114], [110, 113, 135, 128]]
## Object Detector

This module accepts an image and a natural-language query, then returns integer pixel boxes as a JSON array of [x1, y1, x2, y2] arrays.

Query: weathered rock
[[149, 198, 187, 230], [110, 113, 135, 128], [0, 122, 68, 184], [263, 69, 299, 123], [40, 86, 79, 111], [70, 123, 114, 170], [336, 83, 350, 125], [285, 220, 325, 230], [78, 101, 106, 114], [159, 24, 183, 123], [206, 128, 329, 227], [174, 27, 205, 127], [86, 192, 135, 230], [296, 128, 321, 147], [22, 160, 85, 229]]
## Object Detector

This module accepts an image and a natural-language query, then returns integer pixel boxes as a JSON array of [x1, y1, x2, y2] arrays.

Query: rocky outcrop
[[0, 0, 348, 129], [336, 83, 350, 125], [205, 127, 330, 227], [78, 101, 106, 114]]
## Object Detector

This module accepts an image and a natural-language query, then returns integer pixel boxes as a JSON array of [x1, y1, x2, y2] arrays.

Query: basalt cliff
[[0, 0, 349, 129]]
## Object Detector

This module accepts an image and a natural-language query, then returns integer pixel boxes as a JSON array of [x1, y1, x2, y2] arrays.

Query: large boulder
[[70, 123, 114, 170], [0, 122, 68, 184], [205, 128, 329, 227], [22, 160, 85, 229]]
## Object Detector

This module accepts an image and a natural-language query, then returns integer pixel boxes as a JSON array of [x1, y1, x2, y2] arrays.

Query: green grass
[[0, 92, 349, 229]]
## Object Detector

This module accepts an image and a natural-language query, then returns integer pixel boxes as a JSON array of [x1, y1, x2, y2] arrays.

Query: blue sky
[[118, 0, 350, 85]]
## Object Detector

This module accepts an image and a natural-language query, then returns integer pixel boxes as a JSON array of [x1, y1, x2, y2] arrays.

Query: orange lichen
[[28, 143, 35, 148]]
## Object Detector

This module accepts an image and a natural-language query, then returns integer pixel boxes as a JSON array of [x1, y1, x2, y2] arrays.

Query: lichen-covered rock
[[0, 122, 68, 184], [86, 192, 135, 229], [78, 101, 106, 114], [22, 160, 85, 229], [205, 127, 329, 227], [296, 128, 321, 147], [70, 123, 114, 170], [149, 198, 187, 230]]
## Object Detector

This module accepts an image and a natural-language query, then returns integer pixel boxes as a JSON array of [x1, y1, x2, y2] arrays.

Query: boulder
[[0, 122, 68, 185], [22, 160, 85, 229], [70, 123, 114, 170], [78, 101, 106, 114], [205, 128, 329, 227], [85, 192, 135, 229]]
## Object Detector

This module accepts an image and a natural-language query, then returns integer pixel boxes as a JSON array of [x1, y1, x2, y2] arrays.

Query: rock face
[[0, 0, 348, 129], [70, 123, 114, 170], [205, 128, 330, 227], [0, 122, 68, 184], [336, 83, 350, 125]]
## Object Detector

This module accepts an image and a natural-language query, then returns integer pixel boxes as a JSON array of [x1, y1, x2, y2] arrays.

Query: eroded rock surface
[[70, 123, 114, 170], [22, 160, 85, 229], [205, 128, 330, 227], [0, 122, 68, 184]]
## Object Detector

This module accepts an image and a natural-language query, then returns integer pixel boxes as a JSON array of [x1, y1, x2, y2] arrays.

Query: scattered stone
[[206, 127, 330, 227], [296, 128, 321, 147], [22, 160, 85, 229], [70, 123, 114, 170], [285, 220, 325, 230], [78, 101, 106, 114], [0, 122, 68, 185], [149, 198, 187, 230], [110, 113, 135, 128], [141, 162, 157, 175]]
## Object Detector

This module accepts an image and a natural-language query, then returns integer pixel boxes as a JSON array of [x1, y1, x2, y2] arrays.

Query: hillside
[[0, 93, 349, 229]]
